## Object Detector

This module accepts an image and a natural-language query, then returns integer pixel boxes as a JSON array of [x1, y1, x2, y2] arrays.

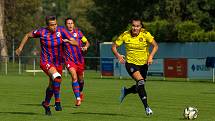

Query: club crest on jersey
[[33, 30, 38, 34], [46, 64, 50, 70], [56, 32, 61, 37], [139, 38, 143, 42], [130, 67, 134, 72], [73, 33, 77, 37]]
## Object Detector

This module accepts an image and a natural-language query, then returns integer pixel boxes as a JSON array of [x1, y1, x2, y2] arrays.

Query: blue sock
[[72, 81, 80, 99]]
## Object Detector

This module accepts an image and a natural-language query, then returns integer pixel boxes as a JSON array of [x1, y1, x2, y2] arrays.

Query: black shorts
[[125, 62, 148, 79]]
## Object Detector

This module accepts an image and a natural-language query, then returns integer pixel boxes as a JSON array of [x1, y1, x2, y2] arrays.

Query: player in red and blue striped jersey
[[16, 16, 78, 115], [63, 17, 90, 106]]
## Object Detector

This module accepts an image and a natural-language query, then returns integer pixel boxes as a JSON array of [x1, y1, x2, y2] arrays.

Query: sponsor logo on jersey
[[33, 30, 38, 34], [130, 67, 134, 72], [73, 33, 77, 37], [56, 32, 61, 37]]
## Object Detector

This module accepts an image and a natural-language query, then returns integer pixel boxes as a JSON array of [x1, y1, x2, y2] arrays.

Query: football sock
[[52, 77, 61, 102], [78, 80, 84, 92], [126, 85, 137, 94], [72, 81, 80, 100], [44, 87, 53, 106], [136, 79, 148, 109]]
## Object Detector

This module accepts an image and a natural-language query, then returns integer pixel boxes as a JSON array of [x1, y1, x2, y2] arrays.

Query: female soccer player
[[112, 17, 158, 116], [63, 17, 90, 106], [16, 16, 78, 115]]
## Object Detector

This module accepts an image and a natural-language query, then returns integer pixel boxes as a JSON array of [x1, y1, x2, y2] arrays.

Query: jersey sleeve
[[78, 29, 84, 41], [145, 31, 154, 43], [32, 29, 41, 38], [114, 32, 125, 46]]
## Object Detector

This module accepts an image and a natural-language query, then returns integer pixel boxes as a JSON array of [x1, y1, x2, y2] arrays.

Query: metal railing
[[0, 56, 101, 76]]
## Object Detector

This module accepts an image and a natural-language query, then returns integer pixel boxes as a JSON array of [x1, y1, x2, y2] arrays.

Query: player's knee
[[137, 79, 145, 86], [79, 80, 84, 83], [52, 72, 61, 80]]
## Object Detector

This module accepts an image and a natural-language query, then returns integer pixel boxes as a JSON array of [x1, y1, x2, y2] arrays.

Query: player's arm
[[81, 36, 90, 51], [69, 37, 78, 46], [63, 38, 78, 46], [15, 31, 34, 56], [111, 42, 125, 64], [148, 39, 158, 65]]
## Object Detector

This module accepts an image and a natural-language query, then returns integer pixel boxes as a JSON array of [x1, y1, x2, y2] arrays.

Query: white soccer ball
[[184, 106, 198, 120]]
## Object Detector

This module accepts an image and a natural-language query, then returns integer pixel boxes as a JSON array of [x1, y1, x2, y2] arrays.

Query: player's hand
[[63, 39, 69, 42], [81, 46, 88, 51], [15, 47, 22, 56], [117, 55, 125, 64], [147, 55, 153, 65]]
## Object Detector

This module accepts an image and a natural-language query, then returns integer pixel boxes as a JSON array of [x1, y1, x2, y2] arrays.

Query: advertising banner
[[188, 59, 212, 79], [164, 58, 187, 78], [100, 58, 114, 76], [148, 59, 164, 76]]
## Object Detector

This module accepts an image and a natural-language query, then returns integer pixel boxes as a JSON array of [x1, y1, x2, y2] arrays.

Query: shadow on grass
[[20, 103, 56, 107], [0, 111, 38, 115], [71, 111, 133, 117], [20, 103, 41, 106], [200, 91, 215, 94]]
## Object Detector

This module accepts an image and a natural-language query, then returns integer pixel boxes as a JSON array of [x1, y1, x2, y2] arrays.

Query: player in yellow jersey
[[112, 17, 158, 116]]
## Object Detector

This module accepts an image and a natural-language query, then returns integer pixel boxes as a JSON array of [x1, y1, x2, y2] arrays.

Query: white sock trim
[[52, 72, 61, 80]]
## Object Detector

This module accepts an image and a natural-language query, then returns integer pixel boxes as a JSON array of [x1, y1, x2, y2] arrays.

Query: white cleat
[[145, 107, 153, 116]]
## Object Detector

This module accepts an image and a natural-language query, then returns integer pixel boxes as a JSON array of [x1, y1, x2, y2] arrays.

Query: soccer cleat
[[119, 87, 127, 103], [145, 107, 153, 116], [75, 99, 81, 106], [54, 102, 62, 111], [80, 92, 84, 101], [41, 101, 51, 115]]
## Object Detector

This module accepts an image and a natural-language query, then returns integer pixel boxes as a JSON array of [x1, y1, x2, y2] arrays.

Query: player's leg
[[41, 78, 53, 115], [48, 66, 63, 111], [40, 64, 55, 115], [77, 66, 85, 101], [69, 67, 81, 106], [124, 63, 139, 93], [132, 71, 148, 108], [66, 62, 81, 106], [132, 66, 153, 115], [119, 63, 138, 103], [44, 78, 54, 106], [139, 64, 152, 115]]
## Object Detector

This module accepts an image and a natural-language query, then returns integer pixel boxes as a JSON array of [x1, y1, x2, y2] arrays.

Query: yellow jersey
[[115, 29, 154, 65]]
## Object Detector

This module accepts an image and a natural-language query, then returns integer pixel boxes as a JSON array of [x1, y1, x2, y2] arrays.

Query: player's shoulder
[[74, 27, 83, 33], [74, 27, 80, 31], [32, 27, 45, 34], [57, 26, 66, 30], [140, 28, 149, 34], [35, 27, 45, 31], [120, 30, 130, 37]]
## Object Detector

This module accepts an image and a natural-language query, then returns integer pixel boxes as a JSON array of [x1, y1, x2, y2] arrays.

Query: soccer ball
[[184, 106, 198, 120]]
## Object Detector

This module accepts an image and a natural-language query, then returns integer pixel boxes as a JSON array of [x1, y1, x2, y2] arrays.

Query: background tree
[[0, 0, 7, 61], [0, 0, 8, 61], [4, 0, 42, 57], [1, 0, 215, 59]]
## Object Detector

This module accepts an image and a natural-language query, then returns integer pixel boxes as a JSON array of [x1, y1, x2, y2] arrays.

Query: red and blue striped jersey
[[32, 26, 74, 66], [63, 28, 85, 65]]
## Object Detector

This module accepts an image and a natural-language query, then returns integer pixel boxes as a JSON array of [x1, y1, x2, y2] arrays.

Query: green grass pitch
[[0, 71, 215, 121]]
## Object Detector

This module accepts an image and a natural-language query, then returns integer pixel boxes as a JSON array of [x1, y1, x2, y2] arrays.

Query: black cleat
[[54, 102, 62, 111], [119, 87, 127, 103], [41, 101, 51, 115]]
